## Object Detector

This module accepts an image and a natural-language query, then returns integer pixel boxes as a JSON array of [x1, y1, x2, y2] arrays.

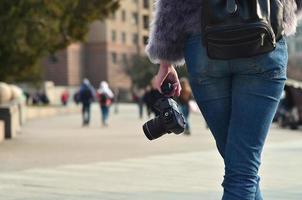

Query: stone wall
[[26, 104, 80, 120], [0, 82, 81, 143], [44, 82, 79, 105], [0, 120, 4, 143]]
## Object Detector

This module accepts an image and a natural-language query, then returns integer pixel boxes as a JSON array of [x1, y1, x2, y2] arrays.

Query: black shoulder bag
[[202, 0, 284, 59]]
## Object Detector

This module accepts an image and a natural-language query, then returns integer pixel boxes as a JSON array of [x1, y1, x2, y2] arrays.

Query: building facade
[[43, 43, 84, 86], [43, 0, 154, 89]]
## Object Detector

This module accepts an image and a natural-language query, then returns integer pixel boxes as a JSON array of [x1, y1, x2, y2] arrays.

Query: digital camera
[[143, 96, 186, 140]]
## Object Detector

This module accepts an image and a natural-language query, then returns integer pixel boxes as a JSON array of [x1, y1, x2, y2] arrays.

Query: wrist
[[160, 60, 172, 68]]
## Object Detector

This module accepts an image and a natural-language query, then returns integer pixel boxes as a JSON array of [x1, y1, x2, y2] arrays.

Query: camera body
[[143, 97, 186, 140]]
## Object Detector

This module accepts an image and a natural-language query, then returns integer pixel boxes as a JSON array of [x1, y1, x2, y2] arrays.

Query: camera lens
[[142, 117, 166, 140]]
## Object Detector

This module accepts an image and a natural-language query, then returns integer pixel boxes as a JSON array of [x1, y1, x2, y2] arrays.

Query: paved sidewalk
[[0, 104, 301, 200]]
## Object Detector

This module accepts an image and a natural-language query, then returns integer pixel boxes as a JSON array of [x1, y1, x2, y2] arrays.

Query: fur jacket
[[146, 0, 302, 66]]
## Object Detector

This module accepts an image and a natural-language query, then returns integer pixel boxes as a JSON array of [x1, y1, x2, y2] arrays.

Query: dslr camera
[[142, 82, 186, 140]]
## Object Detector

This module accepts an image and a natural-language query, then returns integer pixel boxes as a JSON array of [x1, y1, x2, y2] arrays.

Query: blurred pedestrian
[[32, 91, 49, 105], [143, 78, 164, 117], [73, 91, 81, 105], [97, 81, 114, 126], [133, 87, 145, 119], [113, 88, 120, 114], [143, 86, 152, 118], [23, 91, 30, 105], [32, 92, 40, 105], [40, 92, 50, 105], [177, 78, 193, 135], [61, 90, 69, 106], [79, 79, 94, 126]]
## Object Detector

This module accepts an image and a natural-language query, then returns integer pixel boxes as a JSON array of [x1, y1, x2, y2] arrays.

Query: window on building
[[121, 10, 126, 22], [143, 0, 150, 9], [143, 36, 149, 45], [111, 30, 116, 42], [121, 32, 127, 44], [132, 33, 139, 45], [111, 52, 117, 64], [111, 12, 117, 20], [48, 54, 59, 64], [132, 12, 139, 25], [143, 15, 149, 30], [122, 53, 128, 64], [296, 41, 302, 52]]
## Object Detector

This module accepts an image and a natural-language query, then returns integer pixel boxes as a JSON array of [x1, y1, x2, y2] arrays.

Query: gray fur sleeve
[[145, 0, 189, 66], [283, 0, 298, 35]]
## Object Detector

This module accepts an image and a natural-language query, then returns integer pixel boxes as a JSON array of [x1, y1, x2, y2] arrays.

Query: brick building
[[43, 0, 154, 90]]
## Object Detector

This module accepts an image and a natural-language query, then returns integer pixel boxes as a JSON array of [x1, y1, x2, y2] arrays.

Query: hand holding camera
[[142, 81, 186, 140], [155, 62, 182, 97]]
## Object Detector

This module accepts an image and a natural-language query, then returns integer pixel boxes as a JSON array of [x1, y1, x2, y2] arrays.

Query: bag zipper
[[260, 33, 266, 46]]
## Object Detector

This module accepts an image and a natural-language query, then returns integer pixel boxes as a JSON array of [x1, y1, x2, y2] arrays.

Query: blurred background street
[[0, 104, 301, 200], [1, 1, 302, 200]]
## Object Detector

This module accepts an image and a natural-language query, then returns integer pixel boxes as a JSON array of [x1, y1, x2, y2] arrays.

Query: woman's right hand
[[155, 61, 181, 97]]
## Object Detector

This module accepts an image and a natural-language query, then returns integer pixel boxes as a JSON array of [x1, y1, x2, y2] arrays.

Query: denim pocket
[[252, 37, 288, 80]]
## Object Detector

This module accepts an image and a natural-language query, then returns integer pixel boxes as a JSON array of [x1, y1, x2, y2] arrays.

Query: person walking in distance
[[143, 77, 165, 117], [79, 79, 95, 126], [133, 87, 146, 119], [177, 77, 193, 135], [97, 81, 114, 127], [146, 0, 302, 199], [61, 90, 69, 106]]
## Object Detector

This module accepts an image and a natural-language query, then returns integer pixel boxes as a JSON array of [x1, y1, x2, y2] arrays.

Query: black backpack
[[202, 0, 284, 59], [100, 93, 108, 105], [80, 88, 93, 104]]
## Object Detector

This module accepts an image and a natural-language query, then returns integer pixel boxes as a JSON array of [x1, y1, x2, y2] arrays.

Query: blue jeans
[[82, 103, 91, 125], [101, 105, 110, 125], [184, 35, 288, 200]]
